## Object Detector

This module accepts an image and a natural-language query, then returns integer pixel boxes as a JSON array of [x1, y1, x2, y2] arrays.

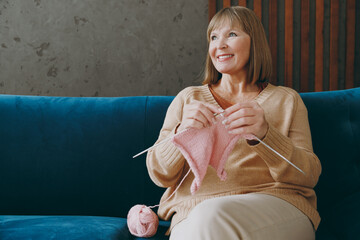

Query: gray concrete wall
[[0, 0, 208, 96]]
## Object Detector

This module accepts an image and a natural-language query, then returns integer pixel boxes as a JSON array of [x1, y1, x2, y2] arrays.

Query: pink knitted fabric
[[172, 118, 247, 194]]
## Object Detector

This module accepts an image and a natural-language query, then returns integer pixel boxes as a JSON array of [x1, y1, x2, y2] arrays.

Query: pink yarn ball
[[127, 204, 159, 237]]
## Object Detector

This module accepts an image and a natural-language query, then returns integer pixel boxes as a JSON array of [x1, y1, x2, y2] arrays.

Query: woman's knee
[[185, 197, 246, 237], [188, 198, 231, 223]]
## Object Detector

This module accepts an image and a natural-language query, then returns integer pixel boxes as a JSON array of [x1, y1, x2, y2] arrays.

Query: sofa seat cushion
[[0, 215, 170, 240]]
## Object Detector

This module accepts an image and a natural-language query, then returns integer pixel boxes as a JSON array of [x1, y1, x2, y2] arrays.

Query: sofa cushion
[[0, 215, 170, 240]]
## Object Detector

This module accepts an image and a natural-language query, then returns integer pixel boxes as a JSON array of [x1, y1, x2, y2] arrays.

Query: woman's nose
[[217, 38, 228, 49]]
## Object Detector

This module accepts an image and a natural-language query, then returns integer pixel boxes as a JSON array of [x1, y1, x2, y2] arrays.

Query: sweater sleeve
[[251, 93, 322, 188], [146, 90, 188, 188]]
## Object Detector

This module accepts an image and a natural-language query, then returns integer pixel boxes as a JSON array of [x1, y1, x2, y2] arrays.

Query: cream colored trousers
[[170, 193, 315, 240]]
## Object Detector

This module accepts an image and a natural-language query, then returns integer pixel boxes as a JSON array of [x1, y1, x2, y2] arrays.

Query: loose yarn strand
[[147, 168, 192, 209], [128, 153, 192, 238]]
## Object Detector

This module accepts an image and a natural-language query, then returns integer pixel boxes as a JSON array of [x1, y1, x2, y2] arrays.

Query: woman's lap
[[170, 193, 314, 240]]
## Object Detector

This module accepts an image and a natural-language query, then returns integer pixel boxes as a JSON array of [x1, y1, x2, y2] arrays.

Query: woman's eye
[[210, 35, 217, 41], [229, 32, 237, 37]]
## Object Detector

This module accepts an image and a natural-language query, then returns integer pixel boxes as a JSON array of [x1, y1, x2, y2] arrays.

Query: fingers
[[185, 118, 207, 129], [178, 100, 222, 131], [223, 102, 258, 127], [186, 101, 216, 126], [193, 100, 223, 123], [200, 101, 222, 113], [224, 116, 256, 131], [178, 99, 268, 139], [188, 109, 211, 127], [193, 102, 217, 126], [221, 101, 268, 139], [223, 101, 258, 118]]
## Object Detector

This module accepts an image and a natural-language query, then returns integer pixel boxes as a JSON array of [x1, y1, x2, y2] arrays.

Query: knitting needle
[[132, 137, 169, 158], [133, 132, 305, 175], [252, 135, 305, 175], [133, 111, 305, 175], [132, 112, 225, 158], [132, 128, 189, 158]]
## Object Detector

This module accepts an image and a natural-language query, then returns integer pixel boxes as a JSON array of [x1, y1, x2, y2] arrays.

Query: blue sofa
[[0, 87, 359, 240]]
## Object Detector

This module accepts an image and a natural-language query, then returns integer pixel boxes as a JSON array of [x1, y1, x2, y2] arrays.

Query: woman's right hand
[[177, 100, 221, 132]]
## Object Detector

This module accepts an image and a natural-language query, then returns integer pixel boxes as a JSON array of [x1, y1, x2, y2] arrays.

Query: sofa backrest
[[0, 95, 173, 218], [301, 88, 360, 238]]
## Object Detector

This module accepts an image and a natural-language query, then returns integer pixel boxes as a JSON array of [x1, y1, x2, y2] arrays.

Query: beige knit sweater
[[146, 84, 321, 233]]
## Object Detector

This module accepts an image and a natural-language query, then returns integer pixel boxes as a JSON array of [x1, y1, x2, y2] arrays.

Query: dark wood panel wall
[[209, 0, 359, 92]]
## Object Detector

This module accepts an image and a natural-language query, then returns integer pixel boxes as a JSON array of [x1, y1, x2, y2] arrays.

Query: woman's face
[[209, 21, 251, 78]]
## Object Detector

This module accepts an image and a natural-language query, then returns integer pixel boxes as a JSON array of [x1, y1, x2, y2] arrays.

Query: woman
[[147, 6, 321, 240]]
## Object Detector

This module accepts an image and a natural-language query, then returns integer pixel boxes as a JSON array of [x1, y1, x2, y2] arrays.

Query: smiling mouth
[[217, 54, 234, 60]]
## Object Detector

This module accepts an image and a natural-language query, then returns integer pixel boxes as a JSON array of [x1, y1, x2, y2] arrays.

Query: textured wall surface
[[0, 0, 208, 96]]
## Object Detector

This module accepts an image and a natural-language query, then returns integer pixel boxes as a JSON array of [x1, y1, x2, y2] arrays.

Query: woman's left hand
[[222, 101, 269, 140]]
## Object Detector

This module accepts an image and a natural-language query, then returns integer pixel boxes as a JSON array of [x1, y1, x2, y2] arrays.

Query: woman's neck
[[217, 74, 259, 92], [211, 75, 260, 104]]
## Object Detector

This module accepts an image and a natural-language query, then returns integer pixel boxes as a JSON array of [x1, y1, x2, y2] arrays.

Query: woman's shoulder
[[175, 85, 210, 100], [177, 85, 208, 95], [263, 84, 307, 115], [266, 84, 302, 102]]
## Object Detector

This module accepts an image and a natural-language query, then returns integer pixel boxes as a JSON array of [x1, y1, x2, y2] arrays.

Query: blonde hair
[[203, 6, 272, 85]]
